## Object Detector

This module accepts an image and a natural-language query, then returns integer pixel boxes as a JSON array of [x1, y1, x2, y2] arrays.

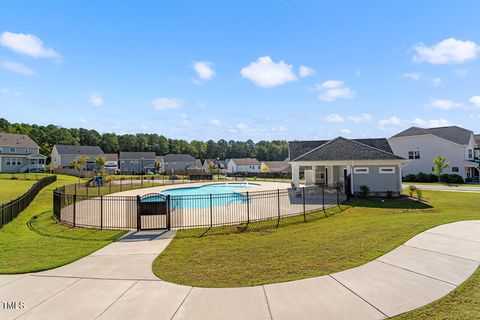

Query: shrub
[[359, 185, 370, 198], [414, 172, 430, 182], [408, 185, 417, 197], [440, 174, 464, 184], [415, 188, 423, 200], [403, 174, 416, 182]]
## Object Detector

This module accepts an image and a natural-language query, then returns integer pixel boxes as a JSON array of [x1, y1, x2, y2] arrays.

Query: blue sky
[[1, 0, 480, 141]]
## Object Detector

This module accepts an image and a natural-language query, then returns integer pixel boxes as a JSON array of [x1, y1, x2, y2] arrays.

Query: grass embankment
[[0, 174, 126, 273], [0, 179, 37, 204], [153, 190, 480, 289]]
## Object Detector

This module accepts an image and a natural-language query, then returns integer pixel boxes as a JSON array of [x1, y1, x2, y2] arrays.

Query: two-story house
[[0, 133, 47, 173], [50, 145, 104, 171], [119, 152, 156, 174], [226, 158, 261, 173], [158, 154, 196, 174], [389, 126, 479, 180], [104, 153, 119, 174]]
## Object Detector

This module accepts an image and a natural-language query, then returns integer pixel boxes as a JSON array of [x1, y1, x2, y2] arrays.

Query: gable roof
[[162, 154, 195, 162], [104, 153, 118, 161], [391, 126, 473, 145], [230, 158, 261, 165], [54, 144, 103, 155], [262, 161, 290, 172], [0, 132, 39, 149], [119, 152, 156, 160], [289, 138, 393, 161], [291, 137, 403, 162]]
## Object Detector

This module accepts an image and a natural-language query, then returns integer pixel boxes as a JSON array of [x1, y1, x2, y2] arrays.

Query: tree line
[[0, 118, 289, 161]]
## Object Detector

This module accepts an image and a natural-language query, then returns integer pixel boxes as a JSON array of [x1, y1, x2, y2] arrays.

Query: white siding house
[[388, 126, 479, 180], [226, 158, 261, 173]]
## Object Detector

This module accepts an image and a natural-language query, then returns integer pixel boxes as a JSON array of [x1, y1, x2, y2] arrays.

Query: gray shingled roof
[[104, 153, 118, 161], [0, 132, 39, 148], [291, 137, 403, 161], [119, 152, 156, 160], [162, 154, 195, 162], [54, 144, 103, 155], [289, 138, 393, 160], [391, 126, 473, 145], [230, 158, 261, 165], [262, 161, 290, 172]]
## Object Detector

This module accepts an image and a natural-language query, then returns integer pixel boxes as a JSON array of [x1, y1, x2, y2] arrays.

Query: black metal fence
[[1, 175, 57, 229], [53, 182, 345, 232]]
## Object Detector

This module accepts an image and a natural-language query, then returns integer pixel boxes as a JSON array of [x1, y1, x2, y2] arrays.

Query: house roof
[[54, 144, 104, 155], [194, 159, 203, 168], [262, 161, 290, 172], [391, 126, 473, 145], [291, 137, 404, 162], [0, 132, 39, 148], [230, 158, 261, 165], [156, 155, 164, 162], [475, 134, 480, 145], [104, 153, 118, 161], [289, 138, 394, 161], [119, 152, 156, 160], [162, 154, 195, 162]]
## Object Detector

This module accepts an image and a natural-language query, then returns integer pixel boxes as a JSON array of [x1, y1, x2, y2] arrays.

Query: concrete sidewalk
[[402, 183, 480, 193], [1, 221, 479, 320]]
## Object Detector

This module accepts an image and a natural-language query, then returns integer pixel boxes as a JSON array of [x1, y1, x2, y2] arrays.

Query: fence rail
[[53, 182, 345, 232], [1, 175, 57, 229]]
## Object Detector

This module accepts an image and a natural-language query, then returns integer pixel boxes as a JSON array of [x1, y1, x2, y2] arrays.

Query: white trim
[[354, 167, 369, 174], [379, 166, 396, 174]]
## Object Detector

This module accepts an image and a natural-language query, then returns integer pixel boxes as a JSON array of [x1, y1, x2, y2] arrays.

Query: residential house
[[289, 137, 408, 197], [202, 159, 225, 172], [389, 126, 480, 180], [50, 145, 103, 171], [226, 158, 261, 173], [0, 133, 47, 173], [260, 161, 291, 174], [156, 156, 164, 173], [119, 152, 156, 174], [158, 154, 196, 174], [104, 153, 119, 174]]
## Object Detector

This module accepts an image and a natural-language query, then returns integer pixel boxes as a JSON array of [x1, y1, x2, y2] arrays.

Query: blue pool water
[[141, 183, 258, 209]]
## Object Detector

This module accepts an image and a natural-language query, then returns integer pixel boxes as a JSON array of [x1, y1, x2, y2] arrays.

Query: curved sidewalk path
[[1, 221, 480, 320]]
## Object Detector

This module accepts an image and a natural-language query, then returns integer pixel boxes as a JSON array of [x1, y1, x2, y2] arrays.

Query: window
[[6, 158, 11, 165], [408, 151, 420, 159], [0, 147, 3, 152], [354, 167, 369, 174], [9, 147, 15, 153], [468, 149, 473, 159], [452, 167, 459, 173], [379, 167, 396, 174]]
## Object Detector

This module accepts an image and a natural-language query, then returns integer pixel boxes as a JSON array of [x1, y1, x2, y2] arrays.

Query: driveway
[[1, 221, 479, 319]]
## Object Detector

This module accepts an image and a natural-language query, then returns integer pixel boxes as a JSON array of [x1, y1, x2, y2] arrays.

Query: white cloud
[[208, 119, 221, 127], [0, 60, 34, 75], [237, 123, 249, 130], [193, 61, 215, 81], [432, 77, 443, 87], [89, 92, 103, 107], [470, 96, 480, 107], [298, 65, 315, 78], [430, 99, 463, 110], [340, 128, 351, 134], [378, 116, 404, 128], [412, 38, 479, 64], [241, 56, 297, 88], [0, 87, 21, 96], [316, 80, 355, 102], [349, 113, 373, 123], [403, 72, 422, 81], [0, 31, 61, 60], [152, 97, 185, 111], [325, 114, 344, 122], [413, 118, 451, 128]]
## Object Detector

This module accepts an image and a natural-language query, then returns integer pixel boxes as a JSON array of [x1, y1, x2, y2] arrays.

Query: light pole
[[216, 157, 220, 181]]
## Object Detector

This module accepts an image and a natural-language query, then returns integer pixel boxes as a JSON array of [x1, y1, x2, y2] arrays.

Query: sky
[[0, 0, 480, 141]]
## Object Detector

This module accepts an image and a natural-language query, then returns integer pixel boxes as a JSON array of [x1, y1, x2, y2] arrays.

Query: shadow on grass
[[175, 205, 346, 239], [27, 211, 123, 242], [345, 197, 432, 209]]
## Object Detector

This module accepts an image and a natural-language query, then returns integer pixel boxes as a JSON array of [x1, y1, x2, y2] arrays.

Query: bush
[[415, 188, 423, 200], [411, 172, 441, 183], [408, 185, 417, 197], [403, 174, 416, 182], [440, 174, 464, 184], [359, 185, 370, 198]]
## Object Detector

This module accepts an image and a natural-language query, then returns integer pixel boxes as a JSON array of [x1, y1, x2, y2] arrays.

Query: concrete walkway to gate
[[1, 220, 480, 320]]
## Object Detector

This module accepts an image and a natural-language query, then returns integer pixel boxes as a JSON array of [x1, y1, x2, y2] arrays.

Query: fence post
[[246, 191, 250, 228], [336, 183, 340, 207], [167, 195, 171, 230], [131, 177, 133, 190], [73, 194, 77, 227], [74, 183, 77, 195], [277, 189, 280, 228], [136, 195, 141, 231], [210, 193, 213, 228], [1, 204, 3, 227], [109, 180, 112, 194], [322, 186, 326, 217], [302, 187, 306, 222], [100, 195, 103, 230]]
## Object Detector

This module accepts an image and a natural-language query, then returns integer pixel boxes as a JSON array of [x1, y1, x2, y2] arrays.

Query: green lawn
[[0, 179, 37, 204], [0, 174, 126, 273]]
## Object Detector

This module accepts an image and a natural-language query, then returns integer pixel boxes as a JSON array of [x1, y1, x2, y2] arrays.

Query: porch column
[[326, 165, 334, 185], [292, 164, 300, 188], [398, 164, 403, 192], [312, 165, 316, 184]]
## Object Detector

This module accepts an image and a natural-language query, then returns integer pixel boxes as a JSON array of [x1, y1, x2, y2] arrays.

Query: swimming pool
[[141, 183, 258, 209]]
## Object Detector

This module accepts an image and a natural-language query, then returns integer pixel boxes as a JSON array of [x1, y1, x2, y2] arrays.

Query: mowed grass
[[0, 179, 37, 204], [0, 174, 126, 273], [153, 190, 480, 288]]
